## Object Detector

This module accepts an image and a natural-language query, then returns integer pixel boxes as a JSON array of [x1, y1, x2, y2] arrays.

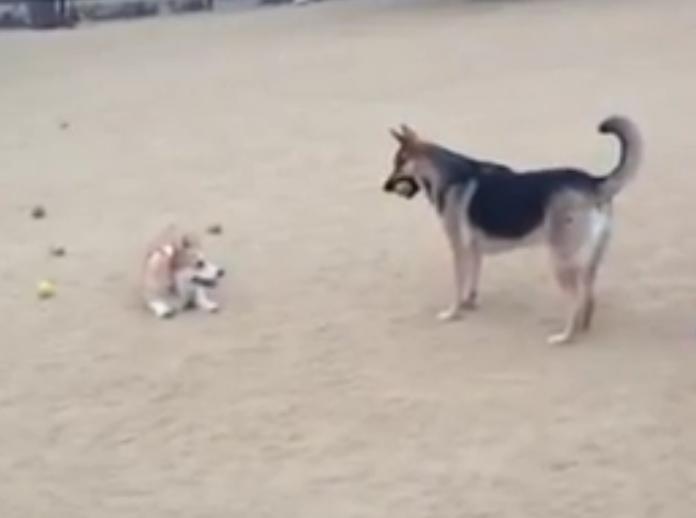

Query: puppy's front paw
[[194, 288, 220, 313], [150, 301, 176, 319], [201, 301, 220, 313]]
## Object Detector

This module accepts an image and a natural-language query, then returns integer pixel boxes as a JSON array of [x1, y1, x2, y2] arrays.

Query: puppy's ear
[[179, 233, 199, 250]]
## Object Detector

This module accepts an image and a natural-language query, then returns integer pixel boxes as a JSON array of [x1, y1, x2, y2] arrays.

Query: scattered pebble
[[207, 223, 223, 235], [31, 205, 46, 219], [37, 279, 56, 300], [50, 246, 66, 258]]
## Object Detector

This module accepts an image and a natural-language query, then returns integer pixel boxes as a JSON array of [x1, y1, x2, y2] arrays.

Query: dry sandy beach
[[1, 0, 696, 516]]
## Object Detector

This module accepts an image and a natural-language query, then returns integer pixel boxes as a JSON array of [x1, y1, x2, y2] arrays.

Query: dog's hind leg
[[547, 199, 611, 343], [548, 263, 589, 345], [580, 212, 612, 331]]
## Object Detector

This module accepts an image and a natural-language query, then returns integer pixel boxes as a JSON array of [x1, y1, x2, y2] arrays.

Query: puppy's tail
[[597, 115, 643, 200]]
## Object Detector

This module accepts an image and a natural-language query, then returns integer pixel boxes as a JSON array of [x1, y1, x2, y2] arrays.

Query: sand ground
[[1, 0, 696, 516]]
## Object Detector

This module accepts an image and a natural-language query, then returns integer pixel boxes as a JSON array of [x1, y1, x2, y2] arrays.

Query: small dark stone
[[31, 206, 46, 219], [206, 224, 223, 235], [50, 246, 66, 257]]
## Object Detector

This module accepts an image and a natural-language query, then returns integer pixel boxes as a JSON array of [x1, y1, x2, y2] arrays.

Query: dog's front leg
[[461, 245, 481, 310], [194, 287, 219, 313], [437, 183, 479, 321], [438, 246, 480, 321], [438, 217, 468, 321]]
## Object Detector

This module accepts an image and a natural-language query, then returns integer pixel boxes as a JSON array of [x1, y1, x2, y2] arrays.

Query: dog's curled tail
[[598, 115, 643, 200]]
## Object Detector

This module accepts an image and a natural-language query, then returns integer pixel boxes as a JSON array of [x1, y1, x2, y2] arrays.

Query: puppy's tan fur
[[142, 225, 224, 318]]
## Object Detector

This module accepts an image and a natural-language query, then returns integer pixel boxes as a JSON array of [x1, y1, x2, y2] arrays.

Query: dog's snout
[[383, 179, 394, 192], [217, 268, 225, 278]]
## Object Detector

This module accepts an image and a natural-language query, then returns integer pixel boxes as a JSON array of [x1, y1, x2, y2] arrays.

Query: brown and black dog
[[383, 116, 642, 344]]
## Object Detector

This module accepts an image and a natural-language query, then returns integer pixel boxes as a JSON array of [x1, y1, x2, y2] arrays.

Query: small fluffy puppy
[[142, 226, 224, 318]]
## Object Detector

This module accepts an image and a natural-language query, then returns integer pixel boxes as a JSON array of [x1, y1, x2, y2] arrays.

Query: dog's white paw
[[151, 302, 176, 319], [201, 301, 220, 313], [547, 332, 573, 345], [437, 307, 463, 322], [194, 288, 220, 313]]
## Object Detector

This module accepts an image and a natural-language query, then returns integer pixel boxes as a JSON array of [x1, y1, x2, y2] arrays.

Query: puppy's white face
[[175, 249, 225, 289]]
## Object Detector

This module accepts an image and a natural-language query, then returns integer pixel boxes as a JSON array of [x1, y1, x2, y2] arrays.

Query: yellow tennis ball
[[37, 280, 56, 299]]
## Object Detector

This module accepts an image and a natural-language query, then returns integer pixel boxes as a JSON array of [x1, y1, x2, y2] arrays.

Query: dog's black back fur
[[428, 146, 601, 239]]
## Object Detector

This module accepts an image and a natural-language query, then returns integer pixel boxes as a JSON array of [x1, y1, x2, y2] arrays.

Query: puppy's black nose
[[217, 268, 225, 278]]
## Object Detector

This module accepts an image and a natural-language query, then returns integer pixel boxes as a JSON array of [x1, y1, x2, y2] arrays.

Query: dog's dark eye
[[195, 260, 205, 269]]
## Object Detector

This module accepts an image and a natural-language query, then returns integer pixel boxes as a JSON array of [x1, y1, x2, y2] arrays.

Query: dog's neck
[[414, 149, 479, 213]]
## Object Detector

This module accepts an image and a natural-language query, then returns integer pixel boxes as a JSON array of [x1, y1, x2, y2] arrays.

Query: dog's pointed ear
[[390, 127, 405, 144], [400, 124, 419, 142]]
